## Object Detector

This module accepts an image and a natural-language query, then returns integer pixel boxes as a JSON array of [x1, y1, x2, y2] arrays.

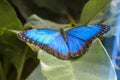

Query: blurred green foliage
[[0, 0, 117, 80]]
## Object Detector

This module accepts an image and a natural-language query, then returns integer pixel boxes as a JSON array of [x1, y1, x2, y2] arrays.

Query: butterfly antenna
[[65, 11, 77, 27]]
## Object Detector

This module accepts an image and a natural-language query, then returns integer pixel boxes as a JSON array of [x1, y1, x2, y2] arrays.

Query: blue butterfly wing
[[66, 25, 110, 56], [17, 29, 69, 59], [66, 34, 85, 57], [17, 25, 110, 59], [66, 25, 110, 41]]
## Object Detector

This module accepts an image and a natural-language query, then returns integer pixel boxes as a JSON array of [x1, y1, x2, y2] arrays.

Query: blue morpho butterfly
[[17, 24, 110, 60]]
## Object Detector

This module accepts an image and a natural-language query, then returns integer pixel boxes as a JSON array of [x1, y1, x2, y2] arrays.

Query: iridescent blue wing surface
[[17, 29, 69, 59], [17, 24, 110, 59], [66, 25, 110, 57]]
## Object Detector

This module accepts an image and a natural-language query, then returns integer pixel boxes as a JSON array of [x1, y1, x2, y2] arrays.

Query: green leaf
[[24, 14, 69, 30], [0, 0, 23, 79], [0, 0, 38, 80], [26, 64, 46, 80], [80, 0, 111, 25], [0, 62, 6, 80], [37, 39, 116, 80], [0, 0, 22, 31], [25, 15, 116, 80]]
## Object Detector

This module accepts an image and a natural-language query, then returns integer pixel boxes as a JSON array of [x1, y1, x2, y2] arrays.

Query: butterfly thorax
[[60, 28, 67, 42]]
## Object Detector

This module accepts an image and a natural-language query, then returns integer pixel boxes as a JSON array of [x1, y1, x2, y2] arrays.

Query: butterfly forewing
[[66, 25, 110, 41]]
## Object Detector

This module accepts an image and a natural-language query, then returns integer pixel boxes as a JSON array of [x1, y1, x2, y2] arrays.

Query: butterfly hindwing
[[66, 34, 85, 57]]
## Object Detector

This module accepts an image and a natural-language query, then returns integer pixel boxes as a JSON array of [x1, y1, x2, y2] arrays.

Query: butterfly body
[[17, 24, 110, 59]]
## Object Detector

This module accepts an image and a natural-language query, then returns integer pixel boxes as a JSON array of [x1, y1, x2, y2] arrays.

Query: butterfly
[[17, 24, 110, 60]]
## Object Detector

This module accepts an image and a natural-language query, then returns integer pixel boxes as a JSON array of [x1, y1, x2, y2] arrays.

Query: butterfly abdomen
[[60, 28, 67, 42]]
